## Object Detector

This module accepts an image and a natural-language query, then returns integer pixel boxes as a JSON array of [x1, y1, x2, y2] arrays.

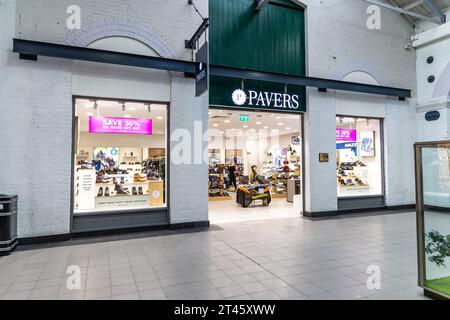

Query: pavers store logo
[[232, 89, 300, 110], [232, 89, 247, 106], [66, 5, 81, 30]]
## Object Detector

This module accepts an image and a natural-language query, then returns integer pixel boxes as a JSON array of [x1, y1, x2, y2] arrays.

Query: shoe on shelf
[[132, 187, 137, 195], [115, 184, 130, 195], [98, 187, 103, 197], [138, 187, 143, 195], [105, 187, 110, 197]]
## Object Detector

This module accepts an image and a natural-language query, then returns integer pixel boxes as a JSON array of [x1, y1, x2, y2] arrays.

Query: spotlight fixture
[[145, 104, 151, 113], [121, 102, 126, 112], [93, 101, 98, 110]]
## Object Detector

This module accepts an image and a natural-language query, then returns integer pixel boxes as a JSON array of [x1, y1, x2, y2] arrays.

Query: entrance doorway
[[208, 108, 304, 224]]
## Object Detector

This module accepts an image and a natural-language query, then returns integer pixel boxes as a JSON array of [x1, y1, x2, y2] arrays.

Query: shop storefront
[[0, 0, 418, 242], [72, 97, 169, 233], [336, 116, 385, 210]]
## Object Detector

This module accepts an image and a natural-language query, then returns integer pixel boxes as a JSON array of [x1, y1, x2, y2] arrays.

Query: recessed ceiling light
[[243, 125, 248, 128], [157, 116, 164, 120], [208, 112, 212, 115], [220, 131, 225, 134], [231, 128, 236, 131], [285, 127, 291, 130], [264, 126, 269, 129], [124, 115, 131, 118], [213, 123, 219, 127], [251, 129, 256, 132], [278, 123, 284, 126], [224, 120, 230, 123], [128, 106, 136, 111], [276, 116, 281, 119], [256, 121, 262, 125], [271, 114, 275, 117]]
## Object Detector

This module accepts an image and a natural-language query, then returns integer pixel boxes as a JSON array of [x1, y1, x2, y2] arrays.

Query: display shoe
[[105, 187, 110, 197], [98, 187, 103, 197], [113, 177, 118, 185], [120, 177, 125, 184], [115, 184, 130, 195], [138, 187, 143, 195], [132, 187, 137, 195]]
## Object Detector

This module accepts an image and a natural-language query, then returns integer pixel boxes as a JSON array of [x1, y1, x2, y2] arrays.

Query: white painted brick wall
[[0, 0, 209, 237], [0, 1, 73, 237], [414, 16, 450, 142], [302, 0, 417, 211]]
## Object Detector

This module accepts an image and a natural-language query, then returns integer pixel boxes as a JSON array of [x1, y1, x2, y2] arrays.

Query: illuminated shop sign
[[336, 128, 357, 142], [232, 89, 301, 110], [89, 117, 153, 135]]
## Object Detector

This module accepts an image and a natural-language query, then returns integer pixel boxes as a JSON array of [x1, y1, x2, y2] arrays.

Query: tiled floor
[[0, 211, 427, 300], [209, 194, 301, 224]]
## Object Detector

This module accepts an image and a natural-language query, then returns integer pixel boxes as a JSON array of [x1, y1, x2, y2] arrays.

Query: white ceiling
[[208, 109, 301, 136], [75, 98, 167, 135]]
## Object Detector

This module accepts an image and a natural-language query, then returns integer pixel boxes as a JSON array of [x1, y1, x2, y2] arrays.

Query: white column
[[303, 88, 338, 216]]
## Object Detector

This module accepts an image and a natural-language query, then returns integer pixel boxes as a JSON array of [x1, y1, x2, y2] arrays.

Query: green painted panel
[[209, 0, 306, 112]]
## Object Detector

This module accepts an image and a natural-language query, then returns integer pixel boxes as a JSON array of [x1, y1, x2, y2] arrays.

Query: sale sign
[[89, 117, 153, 135], [336, 128, 356, 141]]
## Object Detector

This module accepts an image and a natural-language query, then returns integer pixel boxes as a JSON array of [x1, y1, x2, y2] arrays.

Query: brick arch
[[341, 70, 380, 86], [65, 18, 176, 58], [336, 62, 385, 86]]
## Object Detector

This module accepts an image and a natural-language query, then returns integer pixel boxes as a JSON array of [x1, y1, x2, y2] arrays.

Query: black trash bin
[[0, 195, 18, 256]]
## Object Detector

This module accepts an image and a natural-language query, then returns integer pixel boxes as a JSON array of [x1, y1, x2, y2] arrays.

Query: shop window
[[73, 98, 167, 214], [336, 117, 382, 197]]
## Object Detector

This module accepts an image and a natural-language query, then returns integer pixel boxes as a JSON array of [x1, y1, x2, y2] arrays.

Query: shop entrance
[[208, 108, 303, 224]]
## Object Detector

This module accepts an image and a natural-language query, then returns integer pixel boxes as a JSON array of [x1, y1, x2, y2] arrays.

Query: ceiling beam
[[423, 0, 446, 23], [388, 0, 416, 25], [255, 0, 271, 11], [402, 0, 424, 10], [362, 0, 443, 24]]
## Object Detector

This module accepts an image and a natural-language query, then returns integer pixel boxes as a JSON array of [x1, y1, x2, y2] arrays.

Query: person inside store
[[228, 161, 238, 191], [250, 165, 259, 184]]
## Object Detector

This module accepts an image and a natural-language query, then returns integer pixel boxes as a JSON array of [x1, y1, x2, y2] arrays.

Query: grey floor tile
[[139, 288, 167, 300], [240, 282, 268, 294], [113, 292, 140, 300], [136, 279, 162, 292], [249, 290, 282, 300], [111, 275, 135, 287], [273, 286, 304, 299], [195, 288, 224, 300], [6, 281, 36, 293], [218, 285, 246, 299], [0, 290, 31, 300], [111, 283, 137, 296], [85, 287, 111, 300]]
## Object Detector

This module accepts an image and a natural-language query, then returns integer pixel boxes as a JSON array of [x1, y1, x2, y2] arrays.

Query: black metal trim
[[185, 18, 210, 49], [13, 38, 412, 99], [170, 221, 210, 230], [210, 64, 412, 98], [304, 204, 415, 218], [13, 38, 196, 74]]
